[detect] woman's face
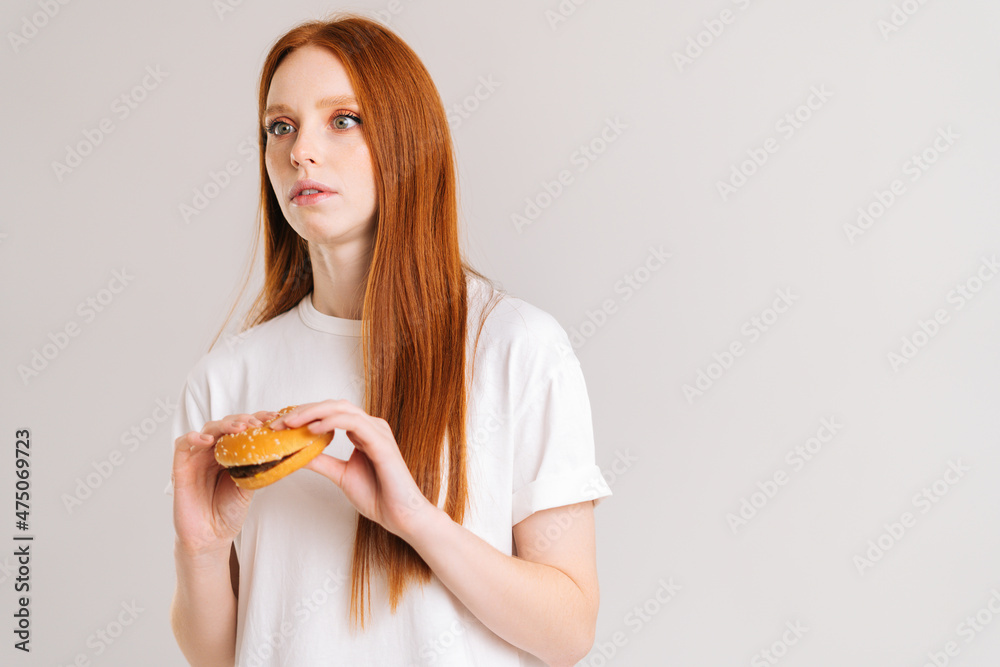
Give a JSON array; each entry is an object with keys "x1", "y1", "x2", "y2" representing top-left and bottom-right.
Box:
[{"x1": 263, "y1": 44, "x2": 377, "y2": 246}]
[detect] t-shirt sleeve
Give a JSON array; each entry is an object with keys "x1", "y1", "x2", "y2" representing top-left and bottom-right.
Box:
[
  {"x1": 510, "y1": 328, "x2": 612, "y2": 526},
  {"x1": 165, "y1": 377, "x2": 210, "y2": 497}
]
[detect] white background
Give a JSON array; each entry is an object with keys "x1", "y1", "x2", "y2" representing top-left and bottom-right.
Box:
[{"x1": 2, "y1": 0, "x2": 999, "y2": 665}]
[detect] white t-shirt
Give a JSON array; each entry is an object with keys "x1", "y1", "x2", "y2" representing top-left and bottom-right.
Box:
[{"x1": 167, "y1": 272, "x2": 612, "y2": 666}]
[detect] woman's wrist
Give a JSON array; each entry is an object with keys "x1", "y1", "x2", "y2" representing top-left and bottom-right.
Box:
[
  {"x1": 174, "y1": 537, "x2": 233, "y2": 568},
  {"x1": 398, "y1": 501, "x2": 449, "y2": 550}
]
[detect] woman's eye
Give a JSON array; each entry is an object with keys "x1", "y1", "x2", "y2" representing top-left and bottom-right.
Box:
[
  {"x1": 265, "y1": 113, "x2": 360, "y2": 136},
  {"x1": 267, "y1": 120, "x2": 293, "y2": 136},
  {"x1": 333, "y1": 114, "x2": 361, "y2": 130}
]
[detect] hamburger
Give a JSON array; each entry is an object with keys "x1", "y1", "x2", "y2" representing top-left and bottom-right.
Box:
[{"x1": 214, "y1": 405, "x2": 333, "y2": 489}]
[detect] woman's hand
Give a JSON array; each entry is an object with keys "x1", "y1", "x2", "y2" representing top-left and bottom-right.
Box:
[
  {"x1": 268, "y1": 399, "x2": 438, "y2": 540},
  {"x1": 171, "y1": 410, "x2": 279, "y2": 558}
]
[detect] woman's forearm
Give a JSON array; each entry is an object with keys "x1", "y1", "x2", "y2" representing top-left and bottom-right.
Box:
[
  {"x1": 403, "y1": 508, "x2": 593, "y2": 667},
  {"x1": 171, "y1": 540, "x2": 238, "y2": 667}
]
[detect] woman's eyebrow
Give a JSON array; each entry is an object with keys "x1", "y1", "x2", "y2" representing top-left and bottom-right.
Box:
[{"x1": 264, "y1": 94, "x2": 358, "y2": 117}]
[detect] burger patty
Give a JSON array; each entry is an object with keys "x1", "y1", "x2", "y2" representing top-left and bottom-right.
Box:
[{"x1": 226, "y1": 451, "x2": 297, "y2": 478}]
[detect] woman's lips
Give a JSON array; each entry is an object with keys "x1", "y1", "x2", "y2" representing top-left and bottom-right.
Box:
[{"x1": 291, "y1": 191, "x2": 337, "y2": 207}]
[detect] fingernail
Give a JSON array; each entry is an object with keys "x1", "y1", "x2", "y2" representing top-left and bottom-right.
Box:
[
  {"x1": 250, "y1": 418, "x2": 262, "y2": 426},
  {"x1": 200, "y1": 434, "x2": 213, "y2": 442}
]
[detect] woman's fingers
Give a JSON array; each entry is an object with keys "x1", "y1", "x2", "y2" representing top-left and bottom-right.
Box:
[
  {"x1": 172, "y1": 411, "x2": 278, "y2": 554},
  {"x1": 173, "y1": 430, "x2": 212, "y2": 454},
  {"x1": 175, "y1": 414, "x2": 258, "y2": 486},
  {"x1": 199, "y1": 413, "x2": 263, "y2": 441},
  {"x1": 178, "y1": 411, "x2": 283, "y2": 476},
  {"x1": 277, "y1": 404, "x2": 325, "y2": 430},
  {"x1": 171, "y1": 431, "x2": 219, "y2": 494},
  {"x1": 180, "y1": 431, "x2": 215, "y2": 452},
  {"x1": 172, "y1": 410, "x2": 282, "y2": 494},
  {"x1": 254, "y1": 410, "x2": 280, "y2": 422}
]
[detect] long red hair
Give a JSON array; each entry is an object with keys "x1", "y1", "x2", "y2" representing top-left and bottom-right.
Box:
[{"x1": 208, "y1": 12, "x2": 502, "y2": 632}]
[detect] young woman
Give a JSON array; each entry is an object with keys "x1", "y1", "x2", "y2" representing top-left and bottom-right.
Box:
[{"x1": 168, "y1": 13, "x2": 611, "y2": 667}]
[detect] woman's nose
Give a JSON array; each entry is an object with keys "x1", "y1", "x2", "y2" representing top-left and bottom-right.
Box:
[{"x1": 290, "y1": 128, "x2": 321, "y2": 166}]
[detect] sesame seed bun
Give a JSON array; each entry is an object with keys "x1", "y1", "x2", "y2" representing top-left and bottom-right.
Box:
[{"x1": 214, "y1": 405, "x2": 333, "y2": 490}]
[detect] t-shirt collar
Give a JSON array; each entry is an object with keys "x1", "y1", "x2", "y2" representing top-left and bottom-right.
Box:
[{"x1": 297, "y1": 292, "x2": 363, "y2": 337}]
